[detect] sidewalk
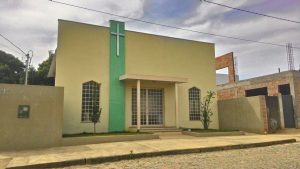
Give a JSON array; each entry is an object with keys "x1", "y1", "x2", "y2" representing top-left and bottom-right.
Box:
[{"x1": 0, "y1": 134, "x2": 297, "y2": 169}]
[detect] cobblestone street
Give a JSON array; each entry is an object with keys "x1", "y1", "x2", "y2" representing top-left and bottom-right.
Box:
[{"x1": 60, "y1": 142, "x2": 300, "y2": 169}]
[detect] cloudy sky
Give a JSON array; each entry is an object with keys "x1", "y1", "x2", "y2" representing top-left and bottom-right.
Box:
[{"x1": 0, "y1": 0, "x2": 299, "y2": 80}]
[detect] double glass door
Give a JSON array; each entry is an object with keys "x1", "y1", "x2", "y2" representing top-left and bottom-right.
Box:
[{"x1": 132, "y1": 88, "x2": 163, "y2": 126}]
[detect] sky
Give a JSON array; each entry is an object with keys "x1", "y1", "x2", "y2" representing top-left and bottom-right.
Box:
[{"x1": 0, "y1": 0, "x2": 299, "y2": 80}]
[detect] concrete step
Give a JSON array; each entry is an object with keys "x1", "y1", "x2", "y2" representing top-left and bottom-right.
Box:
[
  {"x1": 141, "y1": 127, "x2": 181, "y2": 132},
  {"x1": 129, "y1": 127, "x2": 182, "y2": 133}
]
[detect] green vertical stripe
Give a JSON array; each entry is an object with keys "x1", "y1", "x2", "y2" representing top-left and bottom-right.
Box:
[{"x1": 108, "y1": 20, "x2": 125, "y2": 132}]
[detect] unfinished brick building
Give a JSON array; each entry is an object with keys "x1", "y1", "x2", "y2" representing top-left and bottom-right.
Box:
[
  {"x1": 216, "y1": 52, "x2": 236, "y2": 84},
  {"x1": 216, "y1": 53, "x2": 300, "y2": 131}
]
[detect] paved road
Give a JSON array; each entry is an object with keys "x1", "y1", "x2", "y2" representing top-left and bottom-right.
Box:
[{"x1": 59, "y1": 142, "x2": 300, "y2": 169}]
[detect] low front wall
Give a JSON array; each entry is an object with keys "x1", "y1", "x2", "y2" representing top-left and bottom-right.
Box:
[
  {"x1": 218, "y1": 96, "x2": 267, "y2": 134},
  {"x1": 0, "y1": 84, "x2": 64, "y2": 151},
  {"x1": 61, "y1": 134, "x2": 159, "y2": 146},
  {"x1": 294, "y1": 75, "x2": 300, "y2": 128}
]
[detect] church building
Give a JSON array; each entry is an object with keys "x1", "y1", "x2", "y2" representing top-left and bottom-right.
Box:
[{"x1": 49, "y1": 19, "x2": 219, "y2": 134}]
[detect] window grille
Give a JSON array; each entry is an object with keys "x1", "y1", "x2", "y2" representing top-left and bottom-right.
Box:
[
  {"x1": 81, "y1": 81, "x2": 100, "y2": 122},
  {"x1": 189, "y1": 87, "x2": 201, "y2": 121},
  {"x1": 131, "y1": 88, "x2": 163, "y2": 125}
]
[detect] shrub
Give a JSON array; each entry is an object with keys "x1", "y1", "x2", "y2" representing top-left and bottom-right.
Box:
[{"x1": 200, "y1": 91, "x2": 216, "y2": 130}]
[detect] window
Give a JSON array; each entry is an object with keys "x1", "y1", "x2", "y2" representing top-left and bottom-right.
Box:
[
  {"x1": 245, "y1": 87, "x2": 268, "y2": 97},
  {"x1": 189, "y1": 87, "x2": 201, "y2": 121},
  {"x1": 278, "y1": 84, "x2": 291, "y2": 95},
  {"x1": 81, "y1": 81, "x2": 100, "y2": 122}
]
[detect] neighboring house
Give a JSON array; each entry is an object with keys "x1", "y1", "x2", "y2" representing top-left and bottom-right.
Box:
[
  {"x1": 49, "y1": 20, "x2": 219, "y2": 134},
  {"x1": 217, "y1": 70, "x2": 300, "y2": 129},
  {"x1": 215, "y1": 53, "x2": 300, "y2": 133}
]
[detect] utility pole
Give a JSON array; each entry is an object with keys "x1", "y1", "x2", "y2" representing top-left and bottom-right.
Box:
[
  {"x1": 0, "y1": 34, "x2": 33, "y2": 85},
  {"x1": 24, "y1": 51, "x2": 33, "y2": 85}
]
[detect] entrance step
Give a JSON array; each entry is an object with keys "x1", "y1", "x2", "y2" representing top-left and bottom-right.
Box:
[
  {"x1": 128, "y1": 127, "x2": 182, "y2": 133},
  {"x1": 140, "y1": 127, "x2": 182, "y2": 133}
]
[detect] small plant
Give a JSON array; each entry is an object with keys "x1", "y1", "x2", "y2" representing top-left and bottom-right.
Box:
[
  {"x1": 90, "y1": 95, "x2": 102, "y2": 133},
  {"x1": 200, "y1": 91, "x2": 216, "y2": 130}
]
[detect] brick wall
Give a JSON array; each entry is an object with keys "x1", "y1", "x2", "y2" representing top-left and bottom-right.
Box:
[
  {"x1": 216, "y1": 52, "x2": 236, "y2": 83},
  {"x1": 260, "y1": 96, "x2": 269, "y2": 133},
  {"x1": 217, "y1": 78, "x2": 292, "y2": 101}
]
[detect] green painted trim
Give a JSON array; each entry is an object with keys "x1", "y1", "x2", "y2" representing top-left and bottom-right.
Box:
[{"x1": 108, "y1": 20, "x2": 126, "y2": 132}]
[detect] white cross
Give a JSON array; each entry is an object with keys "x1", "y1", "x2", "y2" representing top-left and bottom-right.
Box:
[{"x1": 111, "y1": 23, "x2": 125, "y2": 57}]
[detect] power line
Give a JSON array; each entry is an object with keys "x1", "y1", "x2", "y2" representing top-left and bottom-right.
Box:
[
  {"x1": 49, "y1": 0, "x2": 300, "y2": 50},
  {"x1": 0, "y1": 33, "x2": 33, "y2": 85},
  {"x1": 201, "y1": 0, "x2": 300, "y2": 24},
  {"x1": 0, "y1": 34, "x2": 27, "y2": 55},
  {"x1": 0, "y1": 43, "x2": 24, "y2": 56}
]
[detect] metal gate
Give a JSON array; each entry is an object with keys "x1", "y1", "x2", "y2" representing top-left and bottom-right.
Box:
[
  {"x1": 282, "y1": 95, "x2": 296, "y2": 128},
  {"x1": 266, "y1": 96, "x2": 280, "y2": 131}
]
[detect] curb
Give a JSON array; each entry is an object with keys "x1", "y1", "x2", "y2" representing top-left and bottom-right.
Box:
[
  {"x1": 6, "y1": 138, "x2": 296, "y2": 169},
  {"x1": 182, "y1": 131, "x2": 245, "y2": 137}
]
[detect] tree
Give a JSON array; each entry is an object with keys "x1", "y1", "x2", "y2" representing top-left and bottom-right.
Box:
[
  {"x1": 35, "y1": 54, "x2": 55, "y2": 86},
  {"x1": 200, "y1": 91, "x2": 216, "y2": 130},
  {"x1": 0, "y1": 50, "x2": 25, "y2": 84},
  {"x1": 90, "y1": 95, "x2": 102, "y2": 133},
  {"x1": 0, "y1": 50, "x2": 54, "y2": 86},
  {"x1": 20, "y1": 53, "x2": 55, "y2": 86}
]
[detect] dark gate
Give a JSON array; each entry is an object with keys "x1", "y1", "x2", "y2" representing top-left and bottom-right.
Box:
[
  {"x1": 266, "y1": 96, "x2": 280, "y2": 131},
  {"x1": 282, "y1": 95, "x2": 296, "y2": 128}
]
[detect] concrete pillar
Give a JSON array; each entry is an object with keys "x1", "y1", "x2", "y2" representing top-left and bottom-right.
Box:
[
  {"x1": 277, "y1": 93, "x2": 285, "y2": 129},
  {"x1": 175, "y1": 83, "x2": 179, "y2": 128},
  {"x1": 137, "y1": 80, "x2": 141, "y2": 132}
]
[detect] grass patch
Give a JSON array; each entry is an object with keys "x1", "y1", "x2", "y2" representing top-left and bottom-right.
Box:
[
  {"x1": 63, "y1": 132, "x2": 152, "y2": 138},
  {"x1": 184, "y1": 129, "x2": 239, "y2": 133}
]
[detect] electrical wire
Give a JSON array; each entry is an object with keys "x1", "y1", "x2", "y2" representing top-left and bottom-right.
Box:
[
  {"x1": 0, "y1": 34, "x2": 27, "y2": 55},
  {"x1": 0, "y1": 43, "x2": 24, "y2": 56},
  {"x1": 49, "y1": 0, "x2": 300, "y2": 50},
  {"x1": 201, "y1": 0, "x2": 300, "y2": 24}
]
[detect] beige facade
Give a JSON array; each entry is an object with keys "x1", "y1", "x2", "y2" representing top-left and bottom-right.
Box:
[
  {"x1": 0, "y1": 84, "x2": 63, "y2": 151},
  {"x1": 55, "y1": 20, "x2": 110, "y2": 134},
  {"x1": 54, "y1": 20, "x2": 219, "y2": 134},
  {"x1": 125, "y1": 31, "x2": 218, "y2": 129}
]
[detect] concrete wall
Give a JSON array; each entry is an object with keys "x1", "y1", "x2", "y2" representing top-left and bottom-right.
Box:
[
  {"x1": 218, "y1": 96, "x2": 268, "y2": 134},
  {"x1": 56, "y1": 20, "x2": 219, "y2": 133},
  {"x1": 293, "y1": 74, "x2": 300, "y2": 127},
  {"x1": 0, "y1": 84, "x2": 63, "y2": 151}
]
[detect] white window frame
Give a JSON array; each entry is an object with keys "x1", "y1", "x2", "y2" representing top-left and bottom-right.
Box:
[{"x1": 81, "y1": 81, "x2": 100, "y2": 122}]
